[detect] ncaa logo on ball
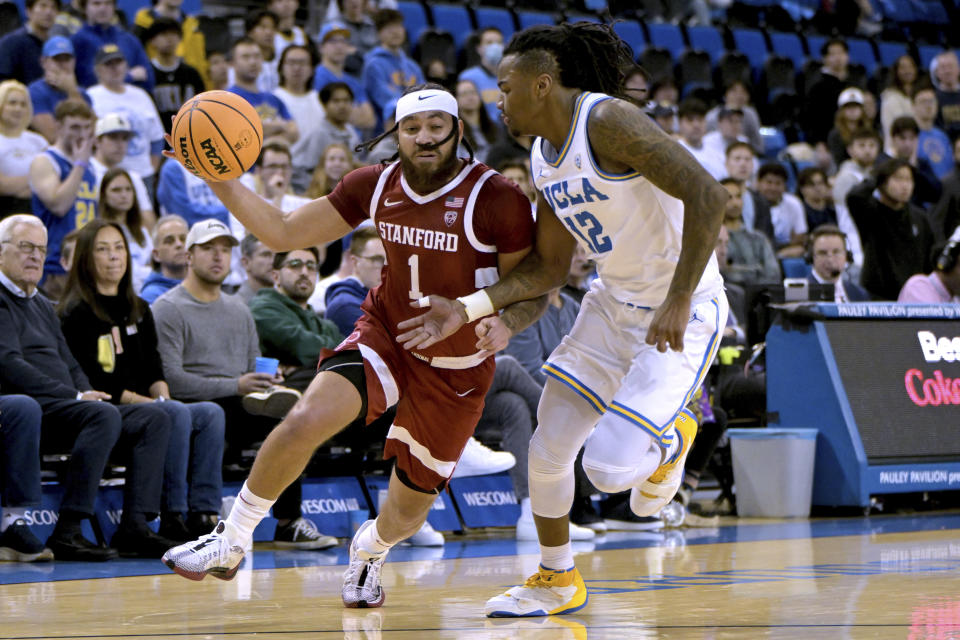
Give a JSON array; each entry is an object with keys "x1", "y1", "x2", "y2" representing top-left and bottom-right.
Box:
[
  {"x1": 234, "y1": 129, "x2": 254, "y2": 151},
  {"x1": 200, "y1": 138, "x2": 230, "y2": 175}
]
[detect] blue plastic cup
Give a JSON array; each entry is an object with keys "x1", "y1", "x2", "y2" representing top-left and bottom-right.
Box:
[{"x1": 255, "y1": 357, "x2": 279, "y2": 376}]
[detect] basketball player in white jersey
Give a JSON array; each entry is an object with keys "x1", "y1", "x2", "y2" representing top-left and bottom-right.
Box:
[{"x1": 398, "y1": 23, "x2": 730, "y2": 617}]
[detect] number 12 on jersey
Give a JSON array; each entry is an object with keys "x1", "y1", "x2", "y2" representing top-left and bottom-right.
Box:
[{"x1": 561, "y1": 211, "x2": 611, "y2": 254}]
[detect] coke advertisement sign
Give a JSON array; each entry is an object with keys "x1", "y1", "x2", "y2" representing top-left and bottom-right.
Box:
[{"x1": 825, "y1": 321, "x2": 960, "y2": 462}]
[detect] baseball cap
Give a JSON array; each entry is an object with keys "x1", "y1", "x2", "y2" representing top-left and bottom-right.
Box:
[
  {"x1": 185, "y1": 219, "x2": 239, "y2": 250},
  {"x1": 319, "y1": 22, "x2": 351, "y2": 44},
  {"x1": 42, "y1": 36, "x2": 74, "y2": 58},
  {"x1": 95, "y1": 112, "x2": 133, "y2": 137},
  {"x1": 95, "y1": 43, "x2": 125, "y2": 66},
  {"x1": 837, "y1": 87, "x2": 864, "y2": 107}
]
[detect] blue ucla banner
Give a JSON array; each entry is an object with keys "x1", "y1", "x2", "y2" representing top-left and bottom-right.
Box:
[
  {"x1": 448, "y1": 473, "x2": 520, "y2": 528},
  {"x1": 364, "y1": 476, "x2": 461, "y2": 532}
]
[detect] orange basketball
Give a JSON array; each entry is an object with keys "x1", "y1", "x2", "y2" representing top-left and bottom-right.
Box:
[{"x1": 171, "y1": 90, "x2": 263, "y2": 182}]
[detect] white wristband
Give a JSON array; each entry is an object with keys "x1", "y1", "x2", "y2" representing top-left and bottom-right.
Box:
[{"x1": 456, "y1": 290, "x2": 495, "y2": 323}]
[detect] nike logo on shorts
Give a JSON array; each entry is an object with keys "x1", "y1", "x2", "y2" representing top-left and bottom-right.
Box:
[
  {"x1": 384, "y1": 198, "x2": 403, "y2": 206},
  {"x1": 455, "y1": 388, "x2": 476, "y2": 397}
]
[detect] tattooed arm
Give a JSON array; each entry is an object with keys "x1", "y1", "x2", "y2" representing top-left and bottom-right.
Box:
[{"x1": 589, "y1": 98, "x2": 729, "y2": 351}]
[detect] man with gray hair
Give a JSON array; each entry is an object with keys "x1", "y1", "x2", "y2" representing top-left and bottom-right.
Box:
[
  {"x1": 235, "y1": 234, "x2": 275, "y2": 304},
  {"x1": 141, "y1": 214, "x2": 187, "y2": 304},
  {"x1": 0, "y1": 214, "x2": 174, "y2": 560}
]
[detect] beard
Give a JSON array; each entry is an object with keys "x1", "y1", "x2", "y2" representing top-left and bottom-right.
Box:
[
  {"x1": 399, "y1": 141, "x2": 462, "y2": 193},
  {"x1": 281, "y1": 278, "x2": 314, "y2": 304}
]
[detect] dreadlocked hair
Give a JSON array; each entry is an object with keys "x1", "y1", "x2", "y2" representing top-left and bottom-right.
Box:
[
  {"x1": 503, "y1": 22, "x2": 634, "y2": 98},
  {"x1": 355, "y1": 82, "x2": 474, "y2": 163}
]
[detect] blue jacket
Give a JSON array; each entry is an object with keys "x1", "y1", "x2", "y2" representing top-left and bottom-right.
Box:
[
  {"x1": 324, "y1": 277, "x2": 368, "y2": 337},
  {"x1": 361, "y1": 46, "x2": 423, "y2": 126},
  {"x1": 71, "y1": 23, "x2": 154, "y2": 91},
  {"x1": 141, "y1": 270, "x2": 182, "y2": 305}
]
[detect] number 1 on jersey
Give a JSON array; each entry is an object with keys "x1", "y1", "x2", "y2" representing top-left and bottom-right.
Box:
[{"x1": 408, "y1": 254, "x2": 423, "y2": 299}]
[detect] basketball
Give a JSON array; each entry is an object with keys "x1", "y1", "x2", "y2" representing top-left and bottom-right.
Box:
[{"x1": 171, "y1": 90, "x2": 263, "y2": 182}]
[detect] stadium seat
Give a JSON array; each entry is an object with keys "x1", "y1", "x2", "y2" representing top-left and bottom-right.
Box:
[
  {"x1": 918, "y1": 44, "x2": 943, "y2": 69},
  {"x1": 686, "y1": 24, "x2": 726, "y2": 66},
  {"x1": 780, "y1": 257, "x2": 811, "y2": 278},
  {"x1": 876, "y1": 41, "x2": 909, "y2": 68},
  {"x1": 877, "y1": 0, "x2": 917, "y2": 23},
  {"x1": 911, "y1": 0, "x2": 949, "y2": 25},
  {"x1": 430, "y1": 4, "x2": 474, "y2": 51},
  {"x1": 768, "y1": 31, "x2": 806, "y2": 70},
  {"x1": 472, "y1": 6, "x2": 514, "y2": 41},
  {"x1": 804, "y1": 34, "x2": 826, "y2": 61},
  {"x1": 565, "y1": 13, "x2": 602, "y2": 24},
  {"x1": 515, "y1": 10, "x2": 554, "y2": 31},
  {"x1": 638, "y1": 46, "x2": 675, "y2": 85},
  {"x1": 759, "y1": 127, "x2": 788, "y2": 159},
  {"x1": 646, "y1": 22, "x2": 686, "y2": 60},
  {"x1": 731, "y1": 28, "x2": 769, "y2": 75},
  {"x1": 397, "y1": 1, "x2": 430, "y2": 45},
  {"x1": 612, "y1": 19, "x2": 646, "y2": 57},
  {"x1": 846, "y1": 38, "x2": 878, "y2": 76}
]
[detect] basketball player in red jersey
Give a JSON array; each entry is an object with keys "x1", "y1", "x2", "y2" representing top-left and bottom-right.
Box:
[{"x1": 161, "y1": 84, "x2": 541, "y2": 608}]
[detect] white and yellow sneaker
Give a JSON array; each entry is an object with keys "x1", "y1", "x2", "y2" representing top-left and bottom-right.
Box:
[
  {"x1": 630, "y1": 410, "x2": 699, "y2": 517},
  {"x1": 484, "y1": 565, "x2": 588, "y2": 617}
]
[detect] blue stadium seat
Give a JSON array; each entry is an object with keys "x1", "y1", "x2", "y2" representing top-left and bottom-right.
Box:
[
  {"x1": 759, "y1": 127, "x2": 787, "y2": 159},
  {"x1": 430, "y1": 4, "x2": 474, "y2": 51},
  {"x1": 781, "y1": 257, "x2": 811, "y2": 278},
  {"x1": 918, "y1": 45, "x2": 943, "y2": 69},
  {"x1": 911, "y1": 0, "x2": 950, "y2": 25},
  {"x1": 397, "y1": 1, "x2": 429, "y2": 44},
  {"x1": 646, "y1": 22, "x2": 686, "y2": 60},
  {"x1": 846, "y1": 38, "x2": 877, "y2": 75},
  {"x1": 769, "y1": 31, "x2": 805, "y2": 69},
  {"x1": 686, "y1": 25, "x2": 725, "y2": 66},
  {"x1": 472, "y1": 6, "x2": 514, "y2": 42},
  {"x1": 565, "y1": 13, "x2": 602, "y2": 24},
  {"x1": 804, "y1": 34, "x2": 826, "y2": 61},
  {"x1": 116, "y1": 0, "x2": 148, "y2": 21},
  {"x1": 876, "y1": 41, "x2": 909, "y2": 68},
  {"x1": 877, "y1": 0, "x2": 916, "y2": 22},
  {"x1": 731, "y1": 28, "x2": 768, "y2": 74},
  {"x1": 612, "y1": 20, "x2": 646, "y2": 57},
  {"x1": 515, "y1": 10, "x2": 554, "y2": 31}
]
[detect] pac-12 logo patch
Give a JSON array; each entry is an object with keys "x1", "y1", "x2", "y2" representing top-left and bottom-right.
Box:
[{"x1": 444, "y1": 210, "x2": 458, "y2": 227}]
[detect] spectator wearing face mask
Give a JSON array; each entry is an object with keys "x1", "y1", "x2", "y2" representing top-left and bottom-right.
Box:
[{"x1": 457, "y1": 27, "x2": 504, "y2": 128}]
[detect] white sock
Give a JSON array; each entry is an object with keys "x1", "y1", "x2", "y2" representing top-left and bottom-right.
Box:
[
  {"x1": 355, "y1": 518, "x2": 393, "y2": 559},
  {"x1": 224, "y1": 482, "x2": 275, "y2": 546},
  {"x1": 540, "y1": 542, "x2": 574, "y2": 571},
  {"x1": 0, "y1": 508, "x2": 26, "y2": 532}
]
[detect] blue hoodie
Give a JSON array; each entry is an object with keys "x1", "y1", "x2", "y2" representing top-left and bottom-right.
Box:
[
  {"x1": 361, "y1": 46, "x2": 423, "y2": 128},
  {"x1": 324, "y1": 276, "x2": 368, "y2": 337},
  {"x1": 141, "y1": 271, "x2": 182, "y2": 304}
]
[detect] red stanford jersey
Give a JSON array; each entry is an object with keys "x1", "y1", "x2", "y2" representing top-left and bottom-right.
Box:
[{"x1": 327, "y1": 160, "x2": 534, "y2": 362}]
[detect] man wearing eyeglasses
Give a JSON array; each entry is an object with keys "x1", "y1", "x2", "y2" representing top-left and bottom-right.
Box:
[
  {"x1": 324, "y1": 225, "x2": 384, "y2": 337},
  {"x1": 249, "y1": 246, "x2": 342, "y2": 391}
]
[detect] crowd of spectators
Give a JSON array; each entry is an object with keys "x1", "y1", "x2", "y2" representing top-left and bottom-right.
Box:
[{"x1": 0, "y1": 0, "x2": 959, "y2": 561}]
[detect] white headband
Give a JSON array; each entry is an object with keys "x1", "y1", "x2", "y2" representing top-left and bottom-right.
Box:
[{"x1": 395, "y1": 90, "x2": 459, "y2": 123}]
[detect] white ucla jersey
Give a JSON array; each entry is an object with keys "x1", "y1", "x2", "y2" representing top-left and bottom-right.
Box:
[{"x1": 530, "y1": 92, "x2": 723, "y2": 307}]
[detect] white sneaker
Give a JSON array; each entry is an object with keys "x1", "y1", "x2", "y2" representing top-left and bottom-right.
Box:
[
  {"x1": 342, "y1": 520, "x2": 387, "y2": 608},
  {"x1": 161, "y1": 521, "x2": 245, "y2": 581},
  {"x1": 407, "y1": 520, "x2": 444, "y2": 546},
  {"x1": 242, "y1": 386, "x2": 301, "y2": 419},
  {"x1": 452, "y1": 437, "x2": 516, "y2": 478},
  {"x1": 515, "y1": 511, "x2": 596, "y2": 542},
  {"x1": 485, "y1": 565, "x2": 588, "y2": 617},
  {"x1": 630, "y1": 411, "x2": 698, "y2": 517}
]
